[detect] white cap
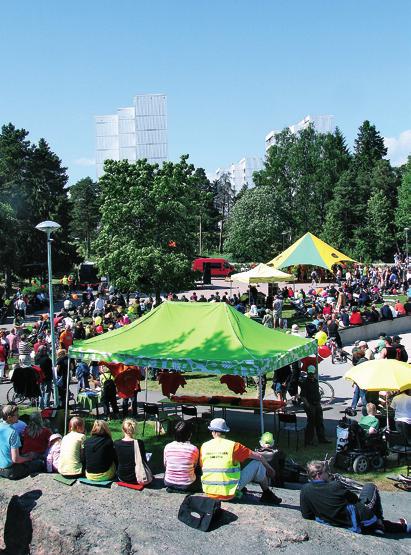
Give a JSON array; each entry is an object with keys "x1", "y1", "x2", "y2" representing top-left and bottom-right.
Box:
[{"x1": 208, "y1": 418, "x2": 230, "y2": 433}]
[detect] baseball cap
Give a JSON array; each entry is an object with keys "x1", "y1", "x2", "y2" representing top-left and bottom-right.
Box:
[
  {"x1": 307, "y1": 365, "x2": 316, "y2": 374},
  {"x1": 358, "y1": 341, "x2": 367, "y2": 347},
  {"x1": 208, "y1": 418, "x2": 230, "y2": 433}
]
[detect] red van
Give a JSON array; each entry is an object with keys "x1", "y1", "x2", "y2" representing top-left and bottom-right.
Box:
[{"x1": 192, "y1": 257, "x2": 235, "y2": 278}]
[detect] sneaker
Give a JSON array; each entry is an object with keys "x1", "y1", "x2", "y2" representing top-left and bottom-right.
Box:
[
  {"x1": 399, "y1": 518, "x2": 410, "y2": 533},
  {"x1": 260, "y1": 489, "x2": 282, "y2": 505}
]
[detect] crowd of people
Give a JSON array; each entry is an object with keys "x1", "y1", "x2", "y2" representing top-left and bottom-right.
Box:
[{"x1": 1, "y1": 404, "x2": 410, "y2": 536}]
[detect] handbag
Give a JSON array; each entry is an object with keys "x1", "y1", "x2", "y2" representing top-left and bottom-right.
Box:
[
  {"x1": 178, "y1": 495, "x2": 221, "y2": 532},
  {"x1": 134, "y1": 440, "x2": 153, "y2": 486}
]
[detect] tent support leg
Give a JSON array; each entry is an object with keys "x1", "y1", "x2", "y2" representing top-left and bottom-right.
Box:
[
  {"x1": 259, "y1": 374, "x2": 264, "y2": 434},
  {"x1": 64, "y1": 355, "x2": 71, "y2": 435},
  {"x1": 145, "y1": 367, "x2": 148, "y2": 403}
]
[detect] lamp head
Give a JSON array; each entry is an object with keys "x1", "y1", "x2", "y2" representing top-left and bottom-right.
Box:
[{"x1": 35, "y1": 220, "x2": 61, "y2": 234}]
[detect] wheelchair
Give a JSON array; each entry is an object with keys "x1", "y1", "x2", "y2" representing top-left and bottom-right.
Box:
[{"x1": 334, "y1": 409, "x2": 388, "y2": 473}]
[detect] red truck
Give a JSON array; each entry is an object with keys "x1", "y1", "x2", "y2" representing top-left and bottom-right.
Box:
[{"x1": 192, "y1": 257, "x2": 235, "y2": 278}]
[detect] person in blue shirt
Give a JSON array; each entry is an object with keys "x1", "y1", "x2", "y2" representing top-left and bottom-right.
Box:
[{"x1": 0, "y1": 404, "x2": 44, "y2": 479}]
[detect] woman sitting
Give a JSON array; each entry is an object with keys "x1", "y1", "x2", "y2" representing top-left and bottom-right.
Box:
[
  {"x1": 21, "y1": 412, "x2": 51, "y2": 460},
  {"x1": 164, "y1": 420, "x2": 199, "y2": 492},
  {"x1": 114, "y1": 419, "x2": 152, "y2": 485},
  {"x1": 349, "y1": 307, "x2": 363, "y2": 326},
  {"x1": 58, "y1": 417, "x2": 86, "y2": 478},
  {"x1": 84, "y1": 420, "x2": 117, "y2": 481}
]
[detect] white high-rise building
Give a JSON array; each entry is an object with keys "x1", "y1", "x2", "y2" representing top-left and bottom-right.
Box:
[
  {"x1": 265, "y1": 114, "x2": 335, "y2": 151},
  {"x1": 96, "y1": 94, "x2": 167, "y2": 177},
  {"x1": 215, "y1": 156, "x2": 263, "y2": 192}
]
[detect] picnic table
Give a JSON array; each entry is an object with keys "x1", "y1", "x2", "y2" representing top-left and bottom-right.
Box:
[{"x1": 159, "y1": 396, "x2": 285, "y2": 430}]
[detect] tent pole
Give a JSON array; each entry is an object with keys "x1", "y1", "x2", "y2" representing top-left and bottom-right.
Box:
[
  {"x1": 386, "y1": 394, "x2": 390, "y2": 431},
  {"x1": 64, "y1": 355, "x2": 71, "y2": 435},
  {"x1": 145, "y1": 367, "x2": 148, "y2": 403},
  {"x1": 259, "y1": 374, "x2": 264, "y2": 434}
]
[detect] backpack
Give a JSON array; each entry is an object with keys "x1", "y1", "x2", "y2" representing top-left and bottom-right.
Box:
[
  {"x1": 395, "y1": 346, "x2": 408, "y2": 362},
  {"x1": 178, "y1": 495, "x2": 221, "y2": 532}
]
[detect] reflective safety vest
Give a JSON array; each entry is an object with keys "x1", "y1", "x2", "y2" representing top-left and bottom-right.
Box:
[{"x1": 201, "y1": 437, "x2": 241, "y2": 499}]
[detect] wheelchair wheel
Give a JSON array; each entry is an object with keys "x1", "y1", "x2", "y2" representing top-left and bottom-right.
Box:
[
  {"x1": 318, "y1": 381, "x2": 334, "y2": 405},
  {"x1": 370, "y1": 455, "x2": 384, "y2": 470},
  {"x1": 353, "y1": 455, "x2": 369, "y2": 473},
  {"x1": 6, "y1": 387, "x2": 26, "y2": 405}
]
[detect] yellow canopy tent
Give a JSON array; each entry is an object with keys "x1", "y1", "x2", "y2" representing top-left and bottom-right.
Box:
[
  {"x1": 267, "y1": 232, "x2": 355, "y2": 271},
  {"x1": 230, "y1": 263, "x2": 295, "y2": 284}
]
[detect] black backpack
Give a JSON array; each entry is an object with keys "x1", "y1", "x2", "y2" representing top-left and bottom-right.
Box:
[{"x1": 178, "y1": 495, "x2": 221, "y2": 532}]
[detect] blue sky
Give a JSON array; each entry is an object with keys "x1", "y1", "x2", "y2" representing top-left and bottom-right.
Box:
[{"x1": 1, "y1": 0, "x2": 410, "y2": 185}]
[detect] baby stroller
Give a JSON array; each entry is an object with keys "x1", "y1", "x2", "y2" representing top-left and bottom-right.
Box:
[{"x1": 334, "y1": 409, "x2": 388, "y2": 473}]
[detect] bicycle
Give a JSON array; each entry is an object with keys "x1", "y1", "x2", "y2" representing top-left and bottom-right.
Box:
[
  {"x1": 318, "y1": 380, "x2": 335, "y2": 405},
  {"x1": 327, "y1": 337, "x2": 351, "y2": 365},
  {"x1": 6, "y1": 385, "x2": 36, "y2": 406}
]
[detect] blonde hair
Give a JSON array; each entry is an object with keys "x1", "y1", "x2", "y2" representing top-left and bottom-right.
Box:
[
  {"x1": 366, "y1": 403, "x2": 377, "y2": 416},
  {"x1": 2, "y1": 404, "x2": 19, "y2": 420},
  {"x1": 26, "y1": 412, "x2": 44, "y2": 438},
  {"x1": 122, "y1": 418, "x2": 137, "y2": 438},
  {"x1": 91, "y1": 419, "x2": 111, "y2": 438},
  {"x1": 69, "y1": 416, "x2": 85, "y2": 433}
]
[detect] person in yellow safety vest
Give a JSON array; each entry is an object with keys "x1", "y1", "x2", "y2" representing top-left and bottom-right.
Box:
[{"x1": 200, "y1": 418, "x2": 282, "y2": 505}]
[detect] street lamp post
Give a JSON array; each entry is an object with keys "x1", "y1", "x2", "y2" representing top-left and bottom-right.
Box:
[{"x1": 36, "y1": 220, "x2": 61, "y2": 406}]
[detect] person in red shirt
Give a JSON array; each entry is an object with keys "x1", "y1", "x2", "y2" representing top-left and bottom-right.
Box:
[
  {"x1": 394, "y1": 300, "x2": 406, "y2": 316},
  {"x1": 349, "y1": 307, "x2": 363, "y2": 326},
  {"x1": 21, "y1": 412, "x2": 51, "y2": 457},
  {"x1": 322, "y1": 303, "x2": 332, "y2": 317},
  {"x1": 59, "y1": 326, "x2": 74, "y2": 350},
  {"x1": 0, "y1": 338, "x2": 7, "y2": 381}
]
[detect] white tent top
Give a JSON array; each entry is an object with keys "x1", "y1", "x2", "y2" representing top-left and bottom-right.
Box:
[{"x1": 230, "y1": 263, "x2": 295, "y2": 284}]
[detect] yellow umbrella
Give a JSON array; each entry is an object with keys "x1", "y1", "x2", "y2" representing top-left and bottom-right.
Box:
[{"x1": 344, "y1": 359, "x2": 411, "y2": 391}]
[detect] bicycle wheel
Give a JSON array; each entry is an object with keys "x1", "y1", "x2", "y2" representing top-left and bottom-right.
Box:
[
  {"x1": 6, "y1": 387, "x2": 26, "y2": 405},
  {"x1": 318, "y1": 381, "x2": 334, "y2": 405}
]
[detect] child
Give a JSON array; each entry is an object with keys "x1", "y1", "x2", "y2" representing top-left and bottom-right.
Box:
[
  {"x1": 256, "y1": 432, "x2": 285, "y2": 487},
  {"x1": 46, "y1": 433, "x2": 62, "y2": 473}
]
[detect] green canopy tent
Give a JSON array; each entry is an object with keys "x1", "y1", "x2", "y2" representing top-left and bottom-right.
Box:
[{"x1": 68, "y1": 302, "x2": 317, "y2": 432}]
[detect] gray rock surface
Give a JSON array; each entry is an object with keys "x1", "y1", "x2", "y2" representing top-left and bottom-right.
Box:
[{"x1": 0, "y1": 475, "x2": 410, "y2": 554}]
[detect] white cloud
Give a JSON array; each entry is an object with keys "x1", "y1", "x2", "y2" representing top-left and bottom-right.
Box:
[
  {"x1": 384, "y1": 129, "x2": 411, "y2": 167},
  {"x1": 74, "y1": 157, "x2": 95, "y2": 166}
]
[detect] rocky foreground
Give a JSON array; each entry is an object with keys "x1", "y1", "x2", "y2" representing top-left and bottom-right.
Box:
[{"x1": 0, "y1": 475, "x2": 410, "y2": 554}]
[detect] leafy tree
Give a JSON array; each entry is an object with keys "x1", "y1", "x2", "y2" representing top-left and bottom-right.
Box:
[
  {"x1": 69, "y1": 177, "x2": 101, "y2": 258},
  {"x1": 94, "y1": 155, "x2": 207, "y2": 299},
  {"x1": 213, "y1": 173, "x2": 236, "y2": 253},
  {"x1": 354, "y1": 120, "x2": 387, "y2": 170},
  {"x1": 395, "y1": 157, "x2": 411, "y2": 246},
  {"x1": 224, "y1": 186, "x2": 283, "y2": 262},
  {"x1": 0, "y1": 202, "x2": 18, "y2": 291},
  {"x1": 352, "y1": 190, "x2": 391, "y2": 262}
]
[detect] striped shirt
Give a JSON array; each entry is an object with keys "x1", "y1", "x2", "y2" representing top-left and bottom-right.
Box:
[{"x1": 164, "y1": 441, "x2": 199, "y2": 486}]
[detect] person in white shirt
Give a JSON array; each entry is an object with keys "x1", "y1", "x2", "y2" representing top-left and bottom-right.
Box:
[
  {"x1": 93, "y1": 294, "x2": 105, "y2": 317},
  {"x1": 63, "y1": 297, "x2": 73, "y2": 311},
  {"x1": 391, "y1": 389, "x2": 411, "y2": 444}
]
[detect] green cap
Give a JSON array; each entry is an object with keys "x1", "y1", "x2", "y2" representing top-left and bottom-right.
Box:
[
  {"x1": 260, "y1": 432, "x2": 275, "y2": 447},
  {"x1": 307, "y1": 365, "x2": 317, "y2": 374}
]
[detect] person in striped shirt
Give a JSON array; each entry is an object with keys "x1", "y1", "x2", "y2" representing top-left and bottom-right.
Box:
[{"x1": 164, "y1": 420, "x2": 199, "y2": 492}]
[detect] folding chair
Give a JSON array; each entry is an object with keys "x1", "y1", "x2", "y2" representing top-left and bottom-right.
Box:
[
  {"x1": 276, "y1": 413, "x2": 305, "y2": 450},
  {"x1": 181, "y1": 405, "x2": 200, "y2": 434},
  {"x1": 142, "y1": 403, "x2": 169, "y2": 437}
]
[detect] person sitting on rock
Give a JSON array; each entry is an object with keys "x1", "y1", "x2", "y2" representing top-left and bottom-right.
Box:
[
  {"x1": 300, "y1": 460, "x2": 410, "y2": 535},
  {"x1": 58, "y1": 417, "x2": 86, "y2": 478},
  {"x1": 21, "y1": 411, "x2": 51, "y2": 458},
  {"x1": 164, "y1": 420, "x2": 199, "y2": 492},
  {"x1": 200, "y1": 418, "x2": 281, "y2": 504},
  {"x1": 114, "y1": 419, "x2": 152, "y2": 485},
  {"x1": 0, "y1": 404, "x2": 44, "y2": 479},
  {"x1": 84, "y1": 420, "x2": 117, "y2": 481}
]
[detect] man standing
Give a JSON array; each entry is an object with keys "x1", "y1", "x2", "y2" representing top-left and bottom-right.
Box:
[
  {"x1": 200, "y1": 418, "x2": 282, "y2": 504},
  {"x1": 300, "y1": 366, "x2": 331, "y2": 446}
]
